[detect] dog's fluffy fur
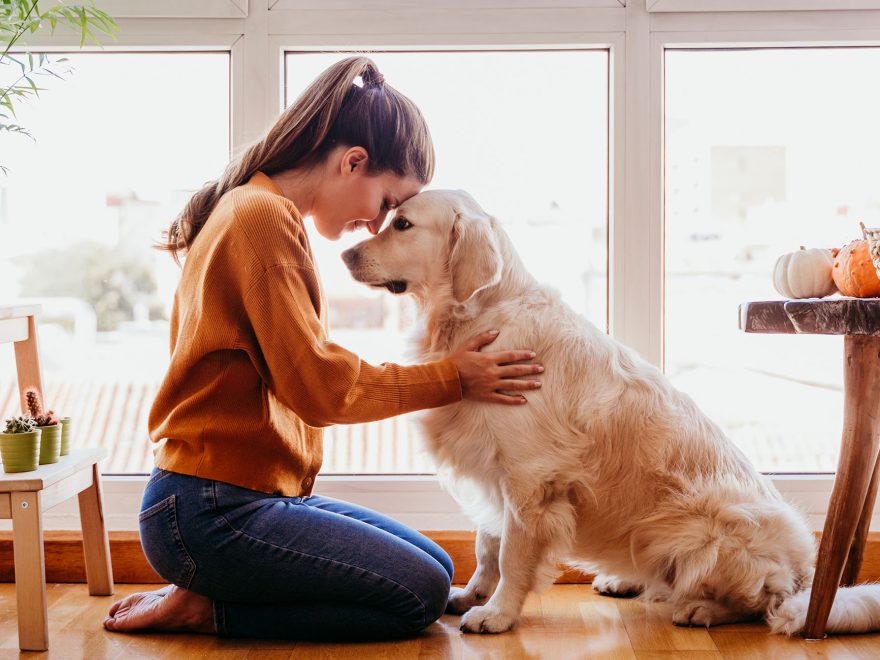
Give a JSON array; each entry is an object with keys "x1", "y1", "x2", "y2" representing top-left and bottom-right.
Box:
[{"x1": 342, "y1": 189, "x2": 880, "y2": 635}]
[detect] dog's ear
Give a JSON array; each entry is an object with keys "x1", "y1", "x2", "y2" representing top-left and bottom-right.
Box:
[{"x1": 448, "y1": 198, "x2": 503, "y2": 303}]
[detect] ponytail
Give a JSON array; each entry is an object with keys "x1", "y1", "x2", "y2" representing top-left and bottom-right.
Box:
[{"x1": 157, "y1": 56, "x2": 434, "y2": 264}]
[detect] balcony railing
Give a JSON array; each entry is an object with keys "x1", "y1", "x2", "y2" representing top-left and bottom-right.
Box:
[{"x1": 0, "y1": 380, "x2": 435, "y2": 474}]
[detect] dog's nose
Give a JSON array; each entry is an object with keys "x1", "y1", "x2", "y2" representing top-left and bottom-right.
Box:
[{"x1": 341, "y1": 248, "x2": 359, "y2": 268}]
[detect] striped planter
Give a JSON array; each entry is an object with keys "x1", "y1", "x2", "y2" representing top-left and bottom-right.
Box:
[{"x1": 0, "y1": 430, "x2": 41, "y2": 473}]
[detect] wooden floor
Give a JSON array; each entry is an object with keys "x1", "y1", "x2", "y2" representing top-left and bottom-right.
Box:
[{"x1": 1, "y1": 583, "x2": 880, "y2": 659}]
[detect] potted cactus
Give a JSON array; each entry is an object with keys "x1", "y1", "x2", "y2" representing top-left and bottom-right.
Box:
[
  {"x1": 0, "y1": 416, "x2": 41, "y2": 473},
  {"x1": 24, "y1": 388, "x2": 61, "y2": 465}
]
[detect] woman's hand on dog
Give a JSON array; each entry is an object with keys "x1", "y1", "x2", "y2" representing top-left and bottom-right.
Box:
[{"x1": 451, "y1": 330, "x2": 543, "y2": 405}]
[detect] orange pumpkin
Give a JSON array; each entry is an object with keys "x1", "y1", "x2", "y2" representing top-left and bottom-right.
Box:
[{"x1": 832, "y1": 239, "x2": 880, "y2": 297}]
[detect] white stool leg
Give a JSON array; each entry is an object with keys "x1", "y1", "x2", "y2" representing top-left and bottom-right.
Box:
[{"x1": 12, "y1": 491, "x2": 48, "y2": 651}]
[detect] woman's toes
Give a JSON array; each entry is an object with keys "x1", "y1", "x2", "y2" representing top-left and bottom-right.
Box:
[
  {"x1": 104, "y1": 588, "x2": 172, "y2": 632},
  {"x1": 105, "y1": 584, "x2": 176, "y2": 628},
  {"x1": 103, "y1": 585, "x2": 214, "y2": 634}
]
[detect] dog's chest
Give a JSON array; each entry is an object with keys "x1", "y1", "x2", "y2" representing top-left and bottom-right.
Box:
[{"x1": 419, "y1": 403, "x2": 505, "y2": 476}]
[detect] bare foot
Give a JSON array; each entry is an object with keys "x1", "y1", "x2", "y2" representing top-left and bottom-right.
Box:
[{"x1": 104, "y1": 584, "x2": 216, "y2": 634}]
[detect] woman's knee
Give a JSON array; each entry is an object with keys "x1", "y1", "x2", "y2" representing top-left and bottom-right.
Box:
[
  {"x1": 401, "y1": 558, "x2": 451, "y2": 632},
  {"x1": 434, "y1": 548, "x2": 455, "y2": 583}
]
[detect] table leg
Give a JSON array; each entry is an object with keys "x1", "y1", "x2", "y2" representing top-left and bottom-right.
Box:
[
  {"x1": 12, "y1": 491, "x2": 48, "y2": 651},
  {"x1": 803, "y1": 335, "x2": 880, "y2": 640},
  {"x1": 78, "y1": 463, "x2": 114, "y2": 596},
  {"x1": 12, "y1": 314, "x2": 44, "y2": 413},
  {"x1": 840, "y1": 452, "x2": 880, "y2": 587}
]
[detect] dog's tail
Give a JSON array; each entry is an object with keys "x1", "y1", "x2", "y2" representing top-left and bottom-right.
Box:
[{"x1": 766, "y1": 584, "x2": 880, "y2": 635}]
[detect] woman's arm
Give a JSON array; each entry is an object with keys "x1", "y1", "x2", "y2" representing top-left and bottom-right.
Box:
[
  {"x1": 241, "y1": 262, "x2": 457, "y2": 426},
  {"x1": 240, "y1": 263, "x2": 540, "y2": 427}
]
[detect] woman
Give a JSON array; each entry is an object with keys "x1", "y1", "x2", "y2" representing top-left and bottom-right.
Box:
[{"x1": 103, "y1": 56, "x2": 542, "y2": 641}]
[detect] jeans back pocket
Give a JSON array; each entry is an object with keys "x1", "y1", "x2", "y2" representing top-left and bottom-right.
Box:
[{"x1": 138, "y1": 494, "x2": 197, "y2": 589}]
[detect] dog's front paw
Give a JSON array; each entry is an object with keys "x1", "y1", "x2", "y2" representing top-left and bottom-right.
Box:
[
  {"x1": 447, "y1": 586, "x2": 489, "y2": 615},
  {"x1": 460, "y1": 605, "x2": 517, "y2": 634}
]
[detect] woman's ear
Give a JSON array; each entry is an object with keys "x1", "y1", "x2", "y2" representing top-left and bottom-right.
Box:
[{"x1": 341, "y1": 146, "x2": 369, "y2": 175}]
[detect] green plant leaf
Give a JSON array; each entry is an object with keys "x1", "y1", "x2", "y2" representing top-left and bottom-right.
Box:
[
  {"x1": 1, "y1": 0, "x2": 119, "y2": 175},
  {"x1": 0, "y1": 121, "x2": 34, "y2": 139}
]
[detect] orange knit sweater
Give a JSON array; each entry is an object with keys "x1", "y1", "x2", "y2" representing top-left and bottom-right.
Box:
[{"x1": 148, "y1": 171, "x2": 462, "y2": 496}]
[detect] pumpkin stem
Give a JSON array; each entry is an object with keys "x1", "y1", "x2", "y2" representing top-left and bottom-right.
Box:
[
  {"x1": 799, "y1": 245, "x2": 805, "y2": 250},
  {"x1": 860, "y1": 221, "x2": 867, "y2": 239}
]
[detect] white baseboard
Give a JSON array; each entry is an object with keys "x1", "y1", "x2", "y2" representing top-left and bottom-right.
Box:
[{"x1": 0, "y1": 473, "x2": 861, "y2": 534}]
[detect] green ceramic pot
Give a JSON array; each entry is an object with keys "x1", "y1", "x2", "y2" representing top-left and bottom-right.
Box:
[
  {"x1": 59, "y1": 417, "x2": 71, "y2": 456},
  {"x1": 37, "y1": 424, "x2": 61, "y2": 465},
  {"x1": 0, "y1": 430, "x2": 41, "y2": 473}
]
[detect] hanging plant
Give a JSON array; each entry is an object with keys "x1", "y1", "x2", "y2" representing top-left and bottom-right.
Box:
[{"x1": 1, "y1": 1, "x2": 118, "y2": 174}]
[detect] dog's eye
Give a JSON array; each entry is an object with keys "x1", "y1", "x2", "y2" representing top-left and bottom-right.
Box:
[{"x1": 393, "y1": 217, "x2": 413, "y2": 231}]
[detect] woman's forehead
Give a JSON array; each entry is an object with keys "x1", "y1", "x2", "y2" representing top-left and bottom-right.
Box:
[{"x1": 383, "y1": 174, "x2": 423, "y2": 200}]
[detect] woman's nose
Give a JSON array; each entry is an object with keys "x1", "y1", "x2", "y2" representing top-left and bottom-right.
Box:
[
  {"x1": 366, "y1": 217, "x2": 384, "y2": 235},
  {"x1": 366, "y1": 208, "x2": 390, "y2": 235}
]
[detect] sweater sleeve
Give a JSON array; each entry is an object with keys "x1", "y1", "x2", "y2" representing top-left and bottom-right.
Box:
[{"x1": 239, "y1": 260, "x2": 462, "y2": 428}]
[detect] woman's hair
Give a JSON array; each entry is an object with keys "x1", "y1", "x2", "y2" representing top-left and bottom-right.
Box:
[{"x1": 157, "y1": 56, "x2": 435, "y2": 264}]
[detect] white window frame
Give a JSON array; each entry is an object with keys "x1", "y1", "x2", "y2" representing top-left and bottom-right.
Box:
[
  {"x1": 12, "y1": 1, "x2": 880, "y2": 532},
  {"x1": 647, "y1": 0, "x2": 880, "y2": 12},
  {"x1": 96, "y1": 0, "x2": 248, "y2": 18}
]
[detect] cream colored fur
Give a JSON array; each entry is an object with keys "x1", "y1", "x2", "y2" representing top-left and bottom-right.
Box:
[{"x1": 343, "y1": 189, "x2": 880, "y2": 636}]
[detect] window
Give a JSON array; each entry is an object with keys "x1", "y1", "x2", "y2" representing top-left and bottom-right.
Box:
[
  {"x1": 285, "y1": 50, "x2": 609, "y2": 473},
  {"x1": 3, "y1": 3, "x2": 874, "y2": 534},
  {"x1": 664, "y1": 47, "x2": 880, "y2": 472},
  {"x1": 0, "y1": 52, "x2": 230, "y2": 473}
]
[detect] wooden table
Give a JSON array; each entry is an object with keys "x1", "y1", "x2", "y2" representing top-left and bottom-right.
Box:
[
  {"x1": 0, "y1": 304, "x2": 113, "y2": 651},
  {"x1": 739, "y1": 297, "x2": 880, "y2": 640}
]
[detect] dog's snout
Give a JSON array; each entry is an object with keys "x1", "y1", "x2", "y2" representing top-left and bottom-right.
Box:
[{"x1": 341, "y1": 248, "x2": 360, "y2": 268}]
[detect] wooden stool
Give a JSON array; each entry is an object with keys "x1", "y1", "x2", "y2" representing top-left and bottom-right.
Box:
[
  {"x1": 740, "y1": 298, "x2": 880, "y2": 640},
  {"x1": 0, "y1": 449, "x2": 114, "y2": 651},
  {"x1": 1, "y1": 304, "x2": 114, "y2": 650}
]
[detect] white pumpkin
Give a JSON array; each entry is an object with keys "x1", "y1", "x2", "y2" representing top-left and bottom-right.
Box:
[{"x1": 773, "y1": 246, "x2": 838, "y2": 299}]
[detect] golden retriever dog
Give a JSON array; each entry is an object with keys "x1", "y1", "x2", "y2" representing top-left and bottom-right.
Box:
[{"x1": 341, "y1": 190, "x2": 880, "y2": 635}]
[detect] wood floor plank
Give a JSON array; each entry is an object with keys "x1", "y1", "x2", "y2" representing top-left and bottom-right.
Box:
[
  {"x1": 711, "y1": 626, "x2": 880, "y2": 660},
  {"x1": 616, "y1": 598, "x2": 718, "y2": 652},
  {"x1": 635, "y1": 653, "x2": 723, "y2": 659},
  {"x1": 835, "y1": 634, "x2": 880, "y2": 659},
  {"x1": 0, "y1": 584, "x2": 876, "y2": 657},
  {"x1": 242, "y1": 650, "x2": 296, "y2": 659},
  {"x1": 542, "y1": 585, "x2": 637, "y2": 659},
  {"x1": 294, "y1": 638, "x2": 423, "y2": 659}
]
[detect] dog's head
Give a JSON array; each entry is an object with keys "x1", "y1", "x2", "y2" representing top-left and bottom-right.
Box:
[{"x1": 341, "y1": 189, "x2": 503, "y2": 304}]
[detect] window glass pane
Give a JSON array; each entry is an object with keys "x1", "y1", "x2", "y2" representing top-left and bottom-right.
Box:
[
  {"x1": 664, "y1": 48, "x2": 880, "y2": 472},
  {"x1": 286, "y1": 50, "x2": 608, "y2": 473},
  {"x1": 0, "y1": 53, "x2": 230, "y2": 473}
]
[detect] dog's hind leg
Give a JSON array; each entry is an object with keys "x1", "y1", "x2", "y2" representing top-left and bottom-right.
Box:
[
  {"x1": 592, "y1": 574, "x2": 644, "y2": 598},
  {"x1": 447, "y1": 527, "x2": 501, "y2": 615},
  {"x1": 672, "y1": 599, "x2": 761, "y2": 628}
]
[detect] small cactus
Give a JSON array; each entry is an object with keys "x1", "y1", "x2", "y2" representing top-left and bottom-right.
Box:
[
  {"x1": 4, "y1": 416, "x2": 37, "y2": 434},
  {"x1": 24, "y1": 387, "x2": 41, "y2": 417},
  {"x1": 23, "y1": 387, "x2": 59, "y2": 426},
  {"x1": 35, "y1": 411, "x2": 59, "y2": 426}
]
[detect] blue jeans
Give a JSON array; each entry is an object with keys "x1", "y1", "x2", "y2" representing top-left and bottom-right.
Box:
[{"x1": 138, "y1": 467, "x2": 454, "y2": 641}]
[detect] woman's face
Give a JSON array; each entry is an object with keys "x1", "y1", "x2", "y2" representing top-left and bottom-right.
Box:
[{"x1": 312, "y1": 147, "x2": 424, "y2": 240}]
